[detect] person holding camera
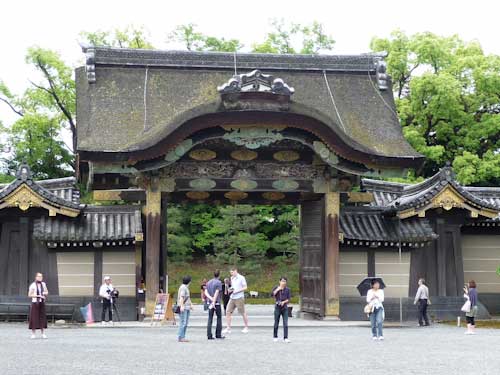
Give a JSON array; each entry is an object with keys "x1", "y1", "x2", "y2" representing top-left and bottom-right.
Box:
[
  {"x1": 272, "y1": 276, "x2": 291, "y2": 343},
  {"x1": 99, "y1": 276, "x2": 114, "y2": 326}
]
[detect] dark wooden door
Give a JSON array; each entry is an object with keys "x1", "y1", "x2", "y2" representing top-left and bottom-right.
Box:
[
  {"x1": 0, "y1": 222, "x2": 29, "y2": 295},
  {"x1": 300, "y1": 198, "x2": 325, "y2": 316}
]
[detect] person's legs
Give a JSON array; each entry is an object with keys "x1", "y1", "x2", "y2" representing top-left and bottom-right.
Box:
[
  {"x1": 101, "y1": 301, "x2": 107, "y2": 322},
  {"x1": 108, "y1": 303, "x2": 113, "y2": 322},
  {"x1": 282, "y1": 307, "x2": 289, "y2": 339},
  {"x1": 184, "y1": 310, "x2": 190, "y2": 337},
  {"x1": 215, "y1": 305, "x2": 223, "y2": 338},
  {"x1": 369, "y1": 310, "x2": 377, "y2": 337},
  {"x1": 273, "y1": 305, "x2": 280, "y2": 338},
  {"x1": 417, "y1": 300, "x2": 424, "y2": 326},
  {"x1": 178, "y1": 310, "x2": 187, "y2": 340},
  {"x1": 422, "y1": 300, "x2": 429, "y2": 325},
  {"x1": 237, "y1": 299, "x2": 249, "y2": 328},
  {"x1": 376, "y1": 308, "x2": 384, "y2": 338},
  {"x1": 225, "y1": 299, "x2": 235, "y2": 330},
  {"x1": 207, "y1": 306, "x2": 215, "y2": 338}
]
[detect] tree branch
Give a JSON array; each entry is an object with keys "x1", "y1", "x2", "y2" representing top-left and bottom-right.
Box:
[
  {"x1": 32, "y1": 58, "x2": 76, "y2": 150},
  {"x1": 0, "y1": 96, "x2": 24, "y2": 117}
]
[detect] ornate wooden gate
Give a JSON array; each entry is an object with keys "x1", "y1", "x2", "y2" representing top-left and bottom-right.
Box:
[{"x1": 300, "y1": 198, "x2": 325, "y2": 316}]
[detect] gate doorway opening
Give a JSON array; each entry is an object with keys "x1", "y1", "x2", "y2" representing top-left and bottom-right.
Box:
[{"x1": 163, "y1": 202, "x2": 301, "y2": 308}]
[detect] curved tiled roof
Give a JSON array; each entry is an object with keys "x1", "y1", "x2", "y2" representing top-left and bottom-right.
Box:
[
  {"x1": 340, "y1": 208, "x2": 436, "y2": 245},
  {"x1": 362, "y1": 167, "x2": 500, "y2": 212},
  {"x1": 33, "y1": 205, "x2": 142, "y2": 242},
  {"x1": 0, "y1": 165, "x2": 81, "y2": 213},
  {"x1": 76, "y1": 47, "x2": 423, "y2": 171}
]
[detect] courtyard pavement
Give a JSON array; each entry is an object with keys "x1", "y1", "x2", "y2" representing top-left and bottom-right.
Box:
[{"x1": 1, "y1": 319, "x2": 499, "y2": 375}]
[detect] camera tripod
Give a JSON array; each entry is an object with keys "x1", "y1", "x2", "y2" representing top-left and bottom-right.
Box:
[{"x1": 110, "y1": 297, "x2": 121, "y2": 323}]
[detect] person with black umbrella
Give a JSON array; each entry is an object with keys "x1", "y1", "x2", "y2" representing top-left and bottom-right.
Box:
[{"x1": 366, "y1": 279, "x2": 385, "y2": 341}]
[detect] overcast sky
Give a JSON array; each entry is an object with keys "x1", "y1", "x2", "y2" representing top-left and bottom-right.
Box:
[{"x1": 1, "y1": 0, "x2": 499, "y2": 127}]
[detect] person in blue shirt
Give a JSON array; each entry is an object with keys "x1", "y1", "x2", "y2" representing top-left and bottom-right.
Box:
[
  {"x1": 205, "y1": 270, "x2": 225, "y2": 340},
  {"x1": 272, "y1": 276, "x2": 291, "y2": 343}
]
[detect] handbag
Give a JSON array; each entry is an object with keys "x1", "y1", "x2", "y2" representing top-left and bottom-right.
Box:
[
  {"x1": 173, "y1": 303, "x2": 181, "y2": 314},
  {"x1": 364, "y1": 304, "x2": 373, "y2": 314},
  {"x1": 461, "y1": 300, "x2": 471, "y2": 313}
]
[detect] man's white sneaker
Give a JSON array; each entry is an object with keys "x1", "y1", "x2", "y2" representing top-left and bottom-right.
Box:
[
  {"x1": 222, "y1": 327, "x2": 231, "y2": 334},
  {"x1": 372, "y1": 336, "x2": 378, "y2": 341},
  {"x1": 30, "y1": 334, "x2": 36, "y2": 339},
  {"x1": 109, "y1": 321, "x2": 114, "y2": 326},
  {"x1": 273, "y1": 338, "x2": 279, "y2": 343},
  {"x1": 42, "y1": 334, "x2": 47, "y2": 339},
  {"x1": 378, "y1": 336, "x2": 384, "y2": 341},
  {"x1": 284, "y1": 338, "x2": 291, "y2": 343},
  {"x1": 241, "y1": 327, "x2": 249, "y2": 333},
  {"x1": 101, "y1": 321, "x2": 106, "y2": 326}
]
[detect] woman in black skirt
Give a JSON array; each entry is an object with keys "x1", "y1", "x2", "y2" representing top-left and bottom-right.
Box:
[{"x1": 28, "y1": 272, "x2": 48, "y2": 339}]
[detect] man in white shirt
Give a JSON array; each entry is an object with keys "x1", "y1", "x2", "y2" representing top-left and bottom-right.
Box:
[
  {"x1": 223, "y1": 267, "x2": 249, "y2": 334},
  {"x1": 99, "y1": 276, "x2": 114, "y2": 325},
  {"x1": 414, "y1": 278, "x2": 430, "y2": 326}
]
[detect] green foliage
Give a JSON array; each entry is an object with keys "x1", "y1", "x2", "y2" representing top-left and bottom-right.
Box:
[
  {"x1": 9, "y1": 113, "x2": 72, "y2": 178},
  {"x1": 252, "y1": 19, "x2": 334, "y2": 54},
  {"x1": 166, "y1": 203, "x2": 299, "y2": 265},
  {"x1": 371, "y1": 31, "x2": 500, "y2": 185},
  {"x1": 80, "y1": 26, "x2": 154, "y2": 49},
  {"x1": 167, "y1": 23, "x2": 242, "y2": 52}
]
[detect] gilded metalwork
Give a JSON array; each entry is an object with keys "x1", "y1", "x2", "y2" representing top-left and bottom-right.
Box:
[
  {"x1": 230, "y1": 179, "x2": 258, "y2": 191},
  {"x1": 186, "y1": 191, "x2": 210, "y2": 200},
  {"x1": 0, "y1": 184, "x2": 80, "y2": 217},
  {"x1": 272, "y1": 179, "x2": 299, "y2": 191},
  {"x1": 189, "y1": 149, "x2": 217, "y2": 161},
  {"x1": 223, "y1": 127, "x2": 284, "y2": 149},
  {"x1": 273, "y1": 150, "x2": 300, "y2": 162},
  {"x1": 262, "y1": 192, "x2": 285, "y2": 201},
  {"x1": 189, "y1": 178, "x2": 216, "y2": 190},
  {"x1": 230, "y1": 149, "x2": 258, "y2": 161},
  {"x1": 224, "y1": 191, "x2": 248, "y2": 201}
]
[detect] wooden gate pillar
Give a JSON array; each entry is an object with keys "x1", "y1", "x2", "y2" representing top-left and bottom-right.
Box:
[
  {"x1": 145, "y1": 178, "x2": 161, "y2": 315},
  {"x1": 324, "y1": 192, "x2": 340, "y2": 316}
]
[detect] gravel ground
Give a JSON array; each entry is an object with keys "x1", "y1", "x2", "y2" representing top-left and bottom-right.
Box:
[{"x1": 1, "y1": 323, "x2": 499, "y2": 375}]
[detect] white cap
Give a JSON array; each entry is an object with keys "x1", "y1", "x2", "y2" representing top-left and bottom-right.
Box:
[{"x1": 104, "y1": 276, "x2": 111, "y2": 281}]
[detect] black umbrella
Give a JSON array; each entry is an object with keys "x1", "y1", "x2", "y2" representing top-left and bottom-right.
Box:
[{"x1": 357, "y1": 277, "x2": 386, "y2": 296}]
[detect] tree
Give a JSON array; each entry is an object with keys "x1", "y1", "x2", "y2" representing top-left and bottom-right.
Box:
[
  {"x1": 167, "y1": 23, "x2": 242, "y2": 52},
  {"x1": 252, "y1": 19, "x2": 335, "y2": 54},
  {"x1": 371, "y1": 31, "x2": 500, "y2": 185},
  {"x1": 0, "y1": 48, "x2": 75, "y2": 178},
  {"x1": 79, "y1": 26, "x2": 154, "y2": 49}
]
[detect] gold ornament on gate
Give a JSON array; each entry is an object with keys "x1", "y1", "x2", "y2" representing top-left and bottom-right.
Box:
[
  {"x1": 230, "y1": 149, "x2": 258, "y2": 161},
  {"x1": 273, "y1": 150, "x2": 300, "y2": 162},
  {"x1": 186, "y1": 191, "x2": 210, "y2": 200},
  {"x1": 224, "y1": 191, "x2": 248, "y2": 201},
  {"x1": 262, "y1": 192, "x2": 285, "y2": 201},
  {"x1": 189, "y1": 149, "x2": 217, "y2": 161}
]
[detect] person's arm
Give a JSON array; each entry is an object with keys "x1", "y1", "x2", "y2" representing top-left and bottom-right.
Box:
[
  {"x1": 379, "y1": 290, "x2": 385, "y2": 303},
  {"x1": 204, "y1": 288, "x2": 215, "y2": 302},
  {"x1": 28, "y1": 284, "x2": 36, "y2": 298},
  {"x1": 179, "y1": 289, "x2": 186, "y2": 311},
  {"x1": 280, "y1": 289, "x2": 290, "y2": 306},
  {"x1": 213, "y1": 289, "x2": 220, "y2": 303},
  {"x1": 272, "y1": 286, "x2": 281, "y2": 296},
  {"x1": 414, "y1": 286, "x2": 422, "y2": 304},
  {"x1": 366, "y1": 290, "x2": 373, "y2": 303}
]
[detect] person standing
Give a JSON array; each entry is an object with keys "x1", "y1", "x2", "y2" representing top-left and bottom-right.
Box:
[
  {"x1": 177, "y1": 275, "x2": 192, "y2": 342},
  {"x1": 414, "y1": 278, "x2": 430, "y2": 326},
  {"x1": 366, "y1": 279, "x2": 385, "y2": 340},
  {"x1": 28, "y1": 272, "x2": 49, "y2": 339},
  {"x1": 464, "y1": 280, "x2": 478, "y2": 335},
  {"x1": 272, "y1": 277, "x2": 291, "y2": 343},
  {"x1": 221, "y1": 278, "x2": 232, "y2": 315},
  {"x1": 223, "y1": 267, "x2": 249, "y2": 334},
  {"x1": 99, "y1": 276, "x2": 114, "y2": 326},
  {"x1": 205, "y1": 270, "x2": 225, "y2": 340},
  {"x1": 201, "y1": 278, "x2": 208, "y2": 312}
]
